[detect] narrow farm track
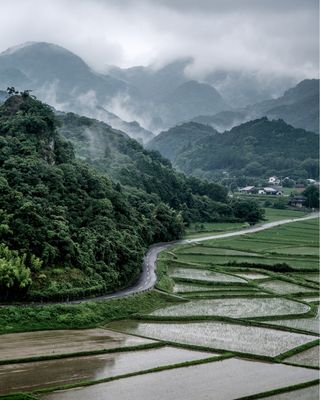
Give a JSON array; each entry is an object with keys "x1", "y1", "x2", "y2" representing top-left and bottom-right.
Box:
[{"x1": 69, "y1": 212, "x2": 319, "y2": 304}]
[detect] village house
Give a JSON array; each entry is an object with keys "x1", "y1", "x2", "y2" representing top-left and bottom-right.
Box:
[
  {"x1": 268, "y1": 176, "x2": 281, "y2": 185},
  {"x1": 263, "y1": 187, "x2": 283, "y2": 195},
  {"x1": 289, "y1": 196, "x2": 306, "y2": 208},
  {"x1": 238, "y1": 186, "x2": 257, "y2": 194}
]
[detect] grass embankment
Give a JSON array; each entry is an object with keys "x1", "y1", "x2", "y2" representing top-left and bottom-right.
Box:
[
  {"x1": 235, "y1": 379, "x2": 319, "y2": 400},
  {"x1": 0, "y1": 291, "x2": 176, "y2": 334},
  {"x1": 0, "y1": 395, "x2": 40, "y2": 400}
]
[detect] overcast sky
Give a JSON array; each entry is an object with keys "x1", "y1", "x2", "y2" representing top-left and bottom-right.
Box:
[{"x1": 0, "y1": 0, "x2": 318, "y2": 79}]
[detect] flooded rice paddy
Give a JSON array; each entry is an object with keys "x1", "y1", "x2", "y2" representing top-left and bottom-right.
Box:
[
  {"x1": 233, "y1": 271, "x2": 270, "y2": 280},
  {"x1": 259, "y1": 280, "x2": 315, "y2": 294},
  {"x1": 169, "y1": 267, "x2": 246, "y2": 283},
  {"x1": 263, "y1": 385, "x2": 319, "y2": 399},
  {"x1": 176, "y1": 246, "x2": 260, "y2": 257},
  {"x1": 2, "y1": 216, "x2": 319, "y2": 398},
  {"x1": 284, "y1": 345, "x2": 319, "y2": 367},
  {"x1": 41, "y1": 358, "x2": 319, "y2": 400},
  {"x1": 108, "y1": 320, "x2": 316, "y2": 357},
  {"x1": 150, "y1": 298, "x2": 310, "y2": 318},
  {"x1": 263, "y1": 306, "x2": 319, "y2": 334},
  {"x1": 0, "y1": 329, "x2": 154, "y2": 361},
  {"x1": 0, "y1": 346, "x2": 215, "y2": 394}
]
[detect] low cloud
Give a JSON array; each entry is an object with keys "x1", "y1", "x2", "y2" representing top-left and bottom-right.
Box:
[{"x1": 0, "y1": 0, "x2": 318, "y2": 81}]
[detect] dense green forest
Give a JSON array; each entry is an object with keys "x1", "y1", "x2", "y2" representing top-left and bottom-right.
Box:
[
  {"x1": 57, "y1": 112, "x2": 230, "y2": 223},
  {"x1": 0, "y1": 94, "x2": 263, "y2": 301},
  {"x1": 148, "y1": 118, "x2": 319, "y2": 183}
]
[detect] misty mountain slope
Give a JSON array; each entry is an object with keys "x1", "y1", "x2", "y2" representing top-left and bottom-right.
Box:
[
  {"x1": 0, "y1": 42, "x2": 153, "y2": 143},
  {"x1": 146, "y1": 122, "x2": 217, "y2": 162},
  {"x1": 148, "y1": 118, "x2": 319, "y2": 180},
  {"x1": 109, "y1": 59, "x2": 296, "y2": 110},
  {"x1": 158, "y1": 80, "x2": 228, "y2": 126},
  {"x1": 108, "y1": 58, "x2": 191, "y2": 100},
  {"x1": 109, "y1": 63, "x2": 229, "y2": 130},
  {"x1": 191, "y1": 79, "x2": 319, "y2": 133},
  {"x1": 95, "y1": 106, "x2": 154, "y2": 144},
  {"x1": 57, "y1": 112, "x2": 230, "y2": 213},
  {"x1": 0, "y1": 42, "x2": 128, "y2": 100},
  {"x1": 205, "y1": 69, "x2": 297, "y2": 108},
  {"x1": 192, "y1": 111, "x2": 248, "y2": 132}
]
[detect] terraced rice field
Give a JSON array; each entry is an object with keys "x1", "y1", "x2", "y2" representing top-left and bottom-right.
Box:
[
  {"x1": 42, "y1": 359, "x2": 318, "y2": 400},
  {"x1": 259, "y1": 280, "x2": 315, "y2": 294},
  {"x1": 109, "y1": 320, "x2": 315, "y2": 357},
  {"x1": 0, "y1": 329, "x2": 154, "y2": 361},
  {"x1": 150, "y1": 298, "x2": 310, "y2": 318},
  {"x1": 0, "y1": 346, "x2": 215, "y2": 394},
  {"x1": 262, "y1": 306, "x2": 320, "y2": 334},
  {"x1": 169, "y1": 267, "x2": 247, "y2": 283},
  {"x1": 3, "y1": 213, "x2": 319, "y2": 400},
  {"x1": 264, "y1": 385, "x2": 319, "y2": 399},
  {"x1": 284, "y1": 345, "x2": 319, "y2": 367}
]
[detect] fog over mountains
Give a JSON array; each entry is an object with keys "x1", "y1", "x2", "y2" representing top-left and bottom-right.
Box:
[{"x1": 0, "y1": 41, "x2": 318, "y2": 143}]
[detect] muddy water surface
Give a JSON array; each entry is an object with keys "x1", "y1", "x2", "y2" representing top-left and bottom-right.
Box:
[
  {"x1": 0, "y1": 329, "x2": 154, "y2": 361},
  {"x1": 41, "y1": 358, "x2": 319, "y2": 400},
  {"x1": 0, "y1": 346, "x2": 216, "y2": 394}
]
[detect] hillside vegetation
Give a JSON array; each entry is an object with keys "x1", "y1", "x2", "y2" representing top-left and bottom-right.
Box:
[
  {"x1": 148, "y1": 118, "x2": 319, "y2": 182},
  {"x1": 0, "y1": 94, "x2": 262, "y2": 301},
  {"x1": 57, "y1": 112, "x2": 231, "y2": 223}
]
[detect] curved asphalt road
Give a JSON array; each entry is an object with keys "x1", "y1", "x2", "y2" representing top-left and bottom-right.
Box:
[{"x1": 71, "y1": 212, "x2": 319, "y2": 303}]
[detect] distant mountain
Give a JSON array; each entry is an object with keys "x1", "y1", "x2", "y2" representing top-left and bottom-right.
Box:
[
  {"x1": 192, "y1": 111, "x2": 247, "y2": 132},
  {"x1": 109, "y1": 62, "x2": 229, "y2": 130},
  {"x1": 0, "y1": 42, "x2": 153, "y2": 143},
  {"x1": 251, "y1": 79, "x2": 319, "y2": 133},
  {"x1": 205, "y1": 69, "x2": 296, "y2": 108},
  {"x1": 146, "y1": 122, "x2": 217, "y2": 162},
  {"x1": 0, "y1": 42, "x2": 128, "y2": 100},
  {"x1": 191, "y1": 79, "x2": 319, "y2": 133},
  {"x1": 94, "y1": 106, "x2": 154, "y2": 144},
  {"x1": 108, "y1": 58, "x2": 191, "y2": 100},
  {"x1": 109, "y1": 59, "x2": 296, "y2": 110},
  {"x1": 148, "y1": 118, "x2": 319, "y2": 181},
  {"x1": 158, "y1": 81, "x2": 228, "y2": 127},
  {"x1": 0, "y1": 42, "x2": 315, "y2": 137}
]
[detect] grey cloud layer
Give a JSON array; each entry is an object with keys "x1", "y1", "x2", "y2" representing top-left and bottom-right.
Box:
[{"x1": 0, "y1": 0, "x2": 318, "y2": 79}]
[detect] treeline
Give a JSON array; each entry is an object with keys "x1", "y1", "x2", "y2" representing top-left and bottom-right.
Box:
[{"x1": 0, "y1": 94, "x2": 263, "y2": 301}]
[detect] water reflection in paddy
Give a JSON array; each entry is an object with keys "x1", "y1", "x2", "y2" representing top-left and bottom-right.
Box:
[{"x1": 0, "y1": 346, "x2": 215, "y2": 394}]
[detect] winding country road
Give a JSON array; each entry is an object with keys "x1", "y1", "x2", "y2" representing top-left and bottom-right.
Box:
[{"x1": 72, "y1": 212, "x2": 319, "y2": 303}]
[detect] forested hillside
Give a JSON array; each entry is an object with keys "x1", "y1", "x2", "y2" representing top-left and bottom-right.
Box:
[
  {"x1": 148, "y1": 118, "x2": 319, "y2": 181},
  {"x1": 0, "y1": 94, "x2": 183, "y2": 301},
  {"x1": 57, "y1": 112, "x2": 230, "y2": 223},
  {"x1": 0, "y1": 94, "x2": 261, "y2": 301}
]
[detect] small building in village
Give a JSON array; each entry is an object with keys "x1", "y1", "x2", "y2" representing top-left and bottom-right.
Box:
[
  {"x1": 239, "y1": 186, "x2": 256, "y2": 194},
  {"x1": 289, "y1": 196, "x2": 306, "y2": 208},
  {"x1": 268, "y1": 176, "x2": 281, "y2": 185},
  {"x1": 263, "y1": 187, "x2": 283, "y2": 195}
]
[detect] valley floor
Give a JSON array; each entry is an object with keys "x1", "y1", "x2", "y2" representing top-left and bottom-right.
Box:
[{"x1": 0, "y1": 210, "x2": 319, "y2": 400}]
